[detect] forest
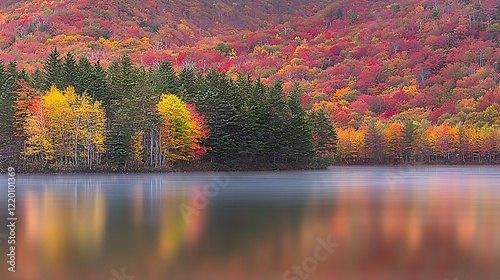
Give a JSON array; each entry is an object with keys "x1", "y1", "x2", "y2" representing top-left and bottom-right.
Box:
[
  {"x1": 2, "y1": 0, "x2": 500, "y2": 170},
  {"x1": 1, "y1": 49, "x2": 500, "y2": 172},
  {"x1": 0, "y1": 50, "x2": 338, "y2": 171}
]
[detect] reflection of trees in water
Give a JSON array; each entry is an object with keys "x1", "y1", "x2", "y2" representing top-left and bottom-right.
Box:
[
  {"x1": 193, "y1": 192, "x2": 313, "y2": 268},
  {"x1": 138, "y1": 176, "x2": 211, "y2": 266},
  {"x1": 156, "y1": 180, "x2": 191, "y2": 263},
  {"x1": 11, "y1": 170, "x2": 500, "y2": 279},
  {"x1": 17, "y1": 176, "x2": 107, "y2": 279},
  {"x1": 331, "y1": 171, "x2": 496, "y2": 278},
  {"x1": 74, "y1": 182, "x2": 106, "y2": 257},
  {"x1": 43, "y1": 179, "x2": 106, "y2": 262}
]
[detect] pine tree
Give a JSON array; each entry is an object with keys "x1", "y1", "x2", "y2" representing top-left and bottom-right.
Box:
[
  {"x1": 0, "y1": 62, "x2": 17, "y2": 159},
  {"x1": 193, "y1": 70, "x2": 239, "y2": 166},
  {"x1": 133, "y1": 73, "x2": 163, "y2": 167},
  {"x1": 75, "y1": 56, "x2": 93, "y2": 95},
  {"x1": 0, "y1": 62, "x2": 27, "y2": 160},
  {"x1": 310, "y1": 109, "x2": 338, "y2": 158},
  {"x1": 43, "y1": 48, "x2": 63, "y2": 90},
  {"x1": 153, "y1": 61, "x2": 181, "y2": 97},
  {"x1": 107, "y1": 118, "x2": 133, "y2": 167},
  {"x1": 245, "y1": 79, "x2": 269, "y2": 164},
  {"x1": 61, "y1": 52, "x2": 78, "y2": 90},
  {"x1": 106, "y1": 55, "x2": 139, "y2": 166},
  {"x1": 284, "y1": 83, "x2": 313, "y2": 164},
  {"x1": 266, "y1": 79, "x2": 289, "y2": 164},
  {"x1": 233, "y1": 76, "x2": 266, "y2": 165},
  {"x1": 178, "y1": 67, "x2": 199, "y2": 103},
  {"x1": 107, "y1": 55, "x2": 138, "y2": 104},
  {"x1": 365, "y1": 119, "x2": 385, "y2": 162},
  {"x1": 89, "y1": 60, "x2": 109, "y2": 105},
  {"x1": 30, "y1": 68, "x2": 45, "y2": 91}
]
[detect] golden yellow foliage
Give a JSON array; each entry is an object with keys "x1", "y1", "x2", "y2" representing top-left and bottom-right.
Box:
[
  {"x1": 24, "y1": 86, "x2": 106, "y2": 167},
  {"x1": 157, "y1": 94, "x2": 192, "y2": 162},
  {"x1": 156, "y1": 94, "x2": 207, "y2": 163},
  {"x1": 337, "y1": 127, "x2": 365, "y2": 161}
]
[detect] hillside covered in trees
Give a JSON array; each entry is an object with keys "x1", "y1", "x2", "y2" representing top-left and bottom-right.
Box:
[
  {"x1": 2, "y1": 0, "x2": 500, "y2": 171},
  {"x1": 0, "y1": 51, "x2": 337, "y2": 171}
]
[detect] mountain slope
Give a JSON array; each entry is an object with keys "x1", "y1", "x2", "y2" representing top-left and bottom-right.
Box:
[
  {"x1": 1, "y1": 0, "x2": 500, "y2": 130},
  {"x1": 0, "y1": 0, "x2": 328, "y2": 69}
]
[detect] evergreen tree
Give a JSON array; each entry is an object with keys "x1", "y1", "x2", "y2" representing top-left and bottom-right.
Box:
[
  {"x1": 350, "y1": 11, "x2": 359, "y2": 23},
  {"x1": 178, "y1": 67, "x2": 199, "y2": 103},
  {"x1": 134, "y1": 72, "x2": 162, "y2": 167},
  {"x1": 75, "y1": 56, "x2": 93, "y2": 95},
  {"x1": 194, "y1": 70, "x2": 239, "y2": 166},
  {"x1": 106, "y1": 55, "x2": 140, "y2": 166},
  {"x1": 248, "y1": 79, "x2": 270, "y2": 164},
  {"x1": 0, "y1": 62, "x2": 17, "y2": 159},
  {"x1": 107, "y1": 55, "x2": 138, "y2": 104},
  {"x1": 30, "y1": 68, "x2": 45, "y2": 91},
  {"x1": 266, "y1": 79, "x2": 289, "y2": 163},
  {"x1": 43, "y1": 48, "x2": 63, "y2": 90},
  {"x1": 153, "y1": 61, "x2": 181, "y2": 96},
  {"x1": 61, "y1": 52, "x2": 78, "y2": 90},
  {"x1": 310, "y1": 109, "x2": 338, "y2": 158},
  {"x1": 365, "y1": 119, "x2": 385, "y2": 162},
  {"x1": 89, "y1": 60, "x2": 110, "y2": 105},
  {"x1": 284, "y1": 83, "x2": 313, "y2": 164},
  {"x1": 235, "y1": 77, "x2": 266, "y2": 164},
  {"x1": 107, "y1": 121, "x2": 133, "y2": 167}
]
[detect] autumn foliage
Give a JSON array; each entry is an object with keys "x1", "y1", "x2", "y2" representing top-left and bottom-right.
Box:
[
  {"x1": 4, "y1": 0, "x2": 500, "y2": 170},
  {"x1": 23, "y1": 86, "x2": 106, "y2": 167},
  {"x1": 156, "y1": 94, "x2": 208, "y2": 163}
]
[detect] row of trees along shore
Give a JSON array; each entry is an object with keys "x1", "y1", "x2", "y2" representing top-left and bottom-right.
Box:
[
  {"x1": 1, "y1": 49, "x2": 500, "y2": 172},
  {"x1": 0, "y1": 49, "x2": 336, "y2": 171}
]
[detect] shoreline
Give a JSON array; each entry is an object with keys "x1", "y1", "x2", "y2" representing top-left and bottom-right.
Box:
[{"x1": 2, "y1": 161, "x2": 499, "y2": 175}]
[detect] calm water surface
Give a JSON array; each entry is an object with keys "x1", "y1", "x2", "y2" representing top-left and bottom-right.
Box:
[{"x1": 1, "y1": 166, "x2": 500, "y2": 280}]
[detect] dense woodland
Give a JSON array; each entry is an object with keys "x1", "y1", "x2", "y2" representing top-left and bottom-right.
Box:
[
  {"x1": 2, "y1": 0, "x2": 500, "y2": 170},
  {"x1": 0, "y1": 50, "x2": 338, "y2": 171}
]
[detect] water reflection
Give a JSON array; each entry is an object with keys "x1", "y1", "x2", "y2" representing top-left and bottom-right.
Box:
[{"x1": 1, "y1": 167, "x2": 500, "y2": 279}]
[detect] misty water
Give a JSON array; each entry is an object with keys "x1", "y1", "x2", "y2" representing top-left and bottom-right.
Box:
[{"x1": 1, "y1": 166, "x2": 500, "y2": 280}]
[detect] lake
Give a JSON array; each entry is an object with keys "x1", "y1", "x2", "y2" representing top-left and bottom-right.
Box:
[{"x1": 1, "y1": 166, "x2": 500, "y2": 280}]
